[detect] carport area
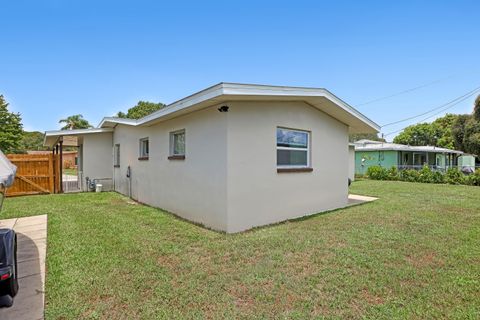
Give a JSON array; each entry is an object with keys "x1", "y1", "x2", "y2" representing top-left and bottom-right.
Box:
[
  {"x1": 44, "y1": 128, "x2": 114, "y2": 192},
  {"x1": 0, "y1": 215, "x2": 47, "y2": 320}
]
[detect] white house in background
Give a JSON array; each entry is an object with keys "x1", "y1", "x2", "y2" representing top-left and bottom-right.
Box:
[{"x1": 44, "y1": 83, "x2": 379, "y2": 233}]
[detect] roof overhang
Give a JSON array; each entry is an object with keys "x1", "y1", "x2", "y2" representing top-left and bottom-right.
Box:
[
  {"x1": 99, "y1": 117, "x2": 137, "y2": 128},
  {"x1": 43, "y1": 128, "x2": 114, "y2": 148},
  {"x1": 99, "y1": 83, "x2": 380, "y2": 134},
  {"x1": 356, "y1": 145, "x2": 464, "y2": 154}
]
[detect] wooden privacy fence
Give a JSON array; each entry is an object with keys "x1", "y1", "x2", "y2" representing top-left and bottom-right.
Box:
[{"x1": 6, "y1": 153, "x2": 60, "y2": 197}]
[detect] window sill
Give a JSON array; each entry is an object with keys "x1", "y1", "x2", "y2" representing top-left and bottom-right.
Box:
[
  {"x1": 277, "y1": 167, "x2": 313, "y2": 173},
  {"x1": 138, "y1": 157, "x2": 149, "y2": 161},
  {"x1": 168, "y1": 155, "x2": 185, "y2": 160}
]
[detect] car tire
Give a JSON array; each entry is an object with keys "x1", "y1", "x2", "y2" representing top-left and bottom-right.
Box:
[{"x1": 7, "y1": 236, "x2": 18, "y2": 298}]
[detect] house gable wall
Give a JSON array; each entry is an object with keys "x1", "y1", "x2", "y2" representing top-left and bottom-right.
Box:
[{"x1": 226, "y1": 101, "x2": 349, "y2": 233}]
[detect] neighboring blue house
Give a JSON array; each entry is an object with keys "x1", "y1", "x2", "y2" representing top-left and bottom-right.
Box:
[{"x1": 354, "y1": 140, "x2": 466, "y2": 175}]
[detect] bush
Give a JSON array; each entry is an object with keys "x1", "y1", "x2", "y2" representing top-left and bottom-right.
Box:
[
  {"x1": 400, "y1": 169, "x2": 420, "y2": 182},
  {"x1": 366, "y1": 166, "x2": 389, "y2": 180},
  {"x1": 464, "y1": 169, "x2": 480, "y2": 186},
  {"x1": 364, "y1": 165, "x2": 478, "y2": 187},
  {"x1": 445, "y1": 168, "x2": 465, "y2": 185},
  {"x1": 474, "y1": 169, "x2": 480, "y2": 186},
  {"x1": 387, "y1": 166, "x2": 399, "y2": 180},
  {"x1": 431, "y1": 171, "x2": 445, "y2": 184},
  {"x1": 418, "y1": 165, "x2": 435, "y2": 183}
]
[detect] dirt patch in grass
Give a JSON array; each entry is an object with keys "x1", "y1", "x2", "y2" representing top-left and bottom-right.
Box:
[
  {"x1": 361, "y1": 288, "x2": 385, "y2": 305},
  {"x1": 229, "y1": 283, "x2": 255, "y2": 309},
  {"x1": 405, "y1": 251, "x2": 445, "y2": 269},
  {"x1": 157, "y1": 254, "x2": 182, "y2": 270}
]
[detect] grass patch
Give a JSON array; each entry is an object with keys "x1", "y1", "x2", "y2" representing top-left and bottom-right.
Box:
[
  {"x1": 63, "y1": 168, "x2": 77, "y2": 176},
  {"x1": 2, "y1": 180, "x2": 480, "y2": 319}
]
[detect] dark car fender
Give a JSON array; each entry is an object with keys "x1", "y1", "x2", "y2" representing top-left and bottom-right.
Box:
[{"x1": 0, "y1": 229, "x2": 16, "y2": 269}]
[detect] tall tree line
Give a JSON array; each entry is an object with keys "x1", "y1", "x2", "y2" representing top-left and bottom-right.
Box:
[{"x1": 392, "y1": 96, "x2": 480, "y2": 156}]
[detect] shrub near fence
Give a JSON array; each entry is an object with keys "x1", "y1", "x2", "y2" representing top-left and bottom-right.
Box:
[{"x1": 365, "y1": 165, "x2": 480, "y2": 186}]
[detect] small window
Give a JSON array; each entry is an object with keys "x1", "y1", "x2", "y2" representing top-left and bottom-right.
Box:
[
  {"x1": 170, "y1": 130, "x2": 185, "y2": 156},
  {"x1": 114, "y1": 144, "x2": 120, "y2": 167},
  {"x1": 139, "y1": 138, "x2": 149, "y2": 159},
  {"x1": 276, "y1": 127, "x2": 310, "y2": 168}
]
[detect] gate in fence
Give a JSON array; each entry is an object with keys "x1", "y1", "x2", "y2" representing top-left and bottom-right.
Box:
[{"x1": 6, "y1": 153, "x2": 61, "y2": 197}]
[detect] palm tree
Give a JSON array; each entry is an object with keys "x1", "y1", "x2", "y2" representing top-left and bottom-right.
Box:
[{"x1": 59, "y1": 114, "x2": 92, "y2": 130}]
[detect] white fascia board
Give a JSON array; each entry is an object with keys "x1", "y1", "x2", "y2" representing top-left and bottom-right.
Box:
[
  {"x1": 221, "y1": 83, "x2": 380, "y2": 132},
  {"x1": 43, "y1": 128, "x2": 114, "y2": 147},
  {"x1": 98, "y1": 117, "x2": 139, "y2": 128},
  {"x1": 98, "y1": 84, "x2": 225, "y2": 128},
  {"x1": 97, "y1": 83, "x2": 380, "y2": 132},
  {"x1": 137, "y1": 84, "x2": 224, "y2": 125},
  {"x1": 44, "y1": 128, "x2": 113, "y2": 137},
  {"x1": 318, "y1": 90, "x2": 380, "y2": 132}
]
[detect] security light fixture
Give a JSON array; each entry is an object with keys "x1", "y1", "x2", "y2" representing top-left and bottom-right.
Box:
[{"x1": 218, "y1": 105, "x2": 229, "y2": 112}]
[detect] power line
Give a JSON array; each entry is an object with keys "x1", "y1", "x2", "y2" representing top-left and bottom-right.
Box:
[
  {"x1": 381, "y1": 86, "x2": 480, "y2": 128},
  {"x1": 383, "y1": 87, "x2": 480, "y2": 137},
  {"x1": 355, "y1": 76, "x2": 454, "y2": 107}
]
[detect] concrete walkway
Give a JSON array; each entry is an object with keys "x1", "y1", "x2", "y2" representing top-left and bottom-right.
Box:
[
  {"x1": 0, "y1": 215, "x2": 47, "y2": 320},
  {"x1": 347, "y1": 194, "x2": 378, "y2": 206}
]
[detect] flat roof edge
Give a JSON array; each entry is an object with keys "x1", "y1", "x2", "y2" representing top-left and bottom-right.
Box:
[{"x1": 136, "y1": 83, "x2": 380, "y2": 131}]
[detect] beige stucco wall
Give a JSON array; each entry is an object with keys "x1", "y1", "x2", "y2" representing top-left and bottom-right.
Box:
[
  {"x1": 348, "y1": 145, "x2": 355, "y2": 182},
  {"x1": 226, "y1": 101, "x2": 349, "y2": 233},
  {"x1": 113, "y1": 106, "x2": 229, "y2": 231},
  {"x1": 81, "y1": 132, "x2": 113, "y2": 191},
  {"x1": 111, "y1": 101, "x2": 350, "y2": 233}
]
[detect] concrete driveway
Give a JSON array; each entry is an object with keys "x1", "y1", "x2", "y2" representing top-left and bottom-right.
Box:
[{"x1": 0, "y1": 215, "x2": 47, "y2": 320}]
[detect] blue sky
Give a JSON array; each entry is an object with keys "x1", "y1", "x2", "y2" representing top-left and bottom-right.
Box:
[{"x1": 1, "y1": 0, "x2": 479, "y2": 139}]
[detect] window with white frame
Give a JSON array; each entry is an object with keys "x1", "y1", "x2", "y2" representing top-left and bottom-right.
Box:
[
  {"x1": 139, "y1": 138, "x2": 149, "y2": 158},
  {"x1": 276, "y1": 127, "x2": 310, "y2": 167},
  {"x1": 114, "y1": 144, "x2": 120, "y2": 166},
  {"x1": 170, "y1": 130, "x2": 185, "y2": 156}
]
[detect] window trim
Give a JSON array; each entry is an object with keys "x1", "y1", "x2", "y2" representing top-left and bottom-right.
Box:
[
  {"x1": 114, "y1": 144, "x2": 120, "y2": 167},
  {"x1": 139, "y1": 137, "x2": 149, "y2": 160},
  {"x1": 169, "y1": 129, "x2": 186, "y2": 158},
  {"x1": 276, "y1": 127, "x2": 311, "y2": 169}
]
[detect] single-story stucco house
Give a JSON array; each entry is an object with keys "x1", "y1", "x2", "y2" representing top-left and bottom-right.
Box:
[
  {"x1": 44, "y1": 83, "x2": 379, "y2": 233},
  {"x1": 354, "y1": 139, "x2": 466, "y2": 175}
]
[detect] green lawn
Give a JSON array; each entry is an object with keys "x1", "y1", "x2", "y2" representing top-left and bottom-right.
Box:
[
  {"x1": 62, "y1": 168, "x2": 77, "y2": 176},
  {"x1": 2, "y1": 180, "x2": 480, "y2": 319}
]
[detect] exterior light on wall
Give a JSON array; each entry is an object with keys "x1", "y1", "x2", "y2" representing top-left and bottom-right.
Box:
[{"x1": 218, "y1": 105, "x2": 229, "y2": 112}]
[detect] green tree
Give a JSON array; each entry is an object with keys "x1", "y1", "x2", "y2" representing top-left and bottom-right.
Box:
[
  {"x1": 393, "y1": 114, "x2": 458, "y2": 149},
  {"x1": 0, "y1": 95, "x2": 23, "y2": 154},
  {"x1": 463, "y1": 117, "x2": 480, "y2": 155},
  {"x1": 117, "y1": 101, "x2": 166, "y2": 119},
  {"x1": 451, "y1": 96, "x2": 480, "y2": 155},
  {"x1": 393, "y1": 123, "x2": 439, "y2": 146},
  {"x1": 349, "y1": 133, "x2": 385, "y2": 143},
  {"x1": 474, "y1": 94, "x2": 480, "y2": 121},
  {"x1": 19, "y1": 131, "x2": 48, "y2": 151},
  {"x1": 452, "y1": 114, "x2": 471, "y2": 151},
  {"x1": 59, "y1": 114, "x2": 92, "y2": 130},
  {"x1": 432, "y1": 113, "x2": 458, "y2": 149}
]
